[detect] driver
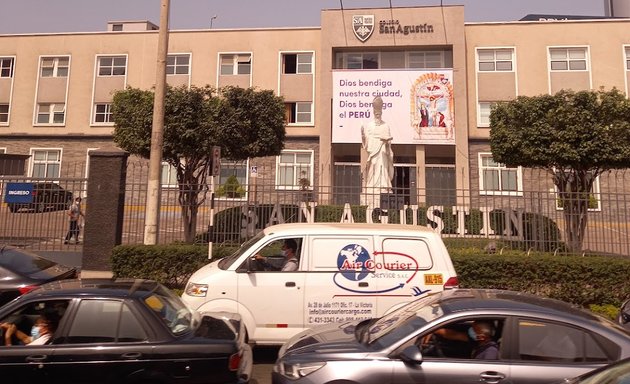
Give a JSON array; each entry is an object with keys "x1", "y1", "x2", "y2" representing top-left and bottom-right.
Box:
[
  {"x1": 1, "y1": 311, "x2": 60, "y2": 346},
  {"x1": 423, "y1": 320, "x2": 499, "y2": 360},
  {"x1": 255, "y1": 239, "x2": 299, "y2": 271}
]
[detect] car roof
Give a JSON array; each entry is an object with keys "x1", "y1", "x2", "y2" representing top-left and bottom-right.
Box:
[
  {"x1": 437, "y1": 289, "x2": 602, "y2": 322},
  {"x1": 263, "y1": 222, "x2": 436, "y2": 236},
  {"x1": 22, "y1": 278, "x2": 163, "y2": 300}
]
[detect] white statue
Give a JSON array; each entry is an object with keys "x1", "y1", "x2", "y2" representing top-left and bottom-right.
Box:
[{"x1": 361, "y1": 96, "x2": 394, "y2": 209}]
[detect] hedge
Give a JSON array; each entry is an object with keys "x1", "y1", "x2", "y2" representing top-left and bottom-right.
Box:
[{"x1": 111, "y1": 243, "x2": 630, "y2": 309}]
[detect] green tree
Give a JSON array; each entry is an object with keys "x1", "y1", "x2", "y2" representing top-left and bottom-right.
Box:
[
  {"x1": 112, "y1": 85, "x2": 286, "y2": 242},
  {"x1": 490, "y1": 88, "x2": 630, "y2": 252}
]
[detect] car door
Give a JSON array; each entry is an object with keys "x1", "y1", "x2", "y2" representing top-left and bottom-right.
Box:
[
  {"x1": 0, "y1": 298, "x2": 71, "y2": 382},
  {"x1": 507, "y1": 317, "x2": 609, "y2": 384},
  {"x1": 47, "y1": 298, "x2": 153, "y2": 384},
  {"x1": 391, "y1": 316, "x2": 511, "y2": 384},
  {"x1": 236, "y1": 237, "x2": 306, "y2": 343}
]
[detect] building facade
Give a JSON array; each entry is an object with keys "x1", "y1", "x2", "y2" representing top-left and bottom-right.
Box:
[{"x1": 1, "y1": 5, "x2": 630, "y2": 247}]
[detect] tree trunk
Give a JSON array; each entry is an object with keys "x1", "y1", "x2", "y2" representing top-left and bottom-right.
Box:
[{"x1": 555, "y1": 169, "x2": 594, "y2": 254}]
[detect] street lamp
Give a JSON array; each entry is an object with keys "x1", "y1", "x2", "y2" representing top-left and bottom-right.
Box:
[{"x1": 210, "y1": 15, "x2": 217, "y2": 28}]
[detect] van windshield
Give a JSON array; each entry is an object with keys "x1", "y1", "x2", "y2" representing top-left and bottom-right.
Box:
[{"x1": 218, "y1": 231, "x2": 265, "y2": 270}]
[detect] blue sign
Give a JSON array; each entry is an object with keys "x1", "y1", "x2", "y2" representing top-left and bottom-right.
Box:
[{"x1": 4, "y1": 182, "x2": 34, "y2": 204}]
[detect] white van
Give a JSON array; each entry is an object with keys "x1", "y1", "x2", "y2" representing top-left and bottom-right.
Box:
[{"x1": 182, "y1": 222, "x2": 458, "y2": 345}]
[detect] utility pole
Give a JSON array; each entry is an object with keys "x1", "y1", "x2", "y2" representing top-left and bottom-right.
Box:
[{"x1": 144, "y1": 0, "x2": 170, "y2": 245}]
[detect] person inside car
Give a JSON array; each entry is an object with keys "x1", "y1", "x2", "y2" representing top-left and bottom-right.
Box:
[
  {"x1": 255, "y1": 239, "x2": 299, "y2": 271},
  {"x1": 423, "y1": 320, "x2": 499, "y2": 360},
  {"x1": 1, "y1": 311, "x2": 60, "y2": 346}
]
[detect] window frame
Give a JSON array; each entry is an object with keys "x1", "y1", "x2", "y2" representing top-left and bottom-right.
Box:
[
  {"x1": 407, "y1": 51, "x2": 446, "y2": 69},
  {"x1": 29, "y1": 148, "x2": 62, "y2": 178},
  {"x1": 335, "y1": 52, "x2": 379, "y2": 70},
  {"x1": 476, "y1": 48, "x2": 515, "y2": 72},
  {"x1": 40, "y1": 56, "x2": 70, "y2": 78},
  {"x1": 282, "y1": 52, "x2": 314, "y2": 74},
  {"x1": 548, "y1": 47, "x2": 589, "y2": 72},
  {"x1": 35, "y1": 103, "x2": 66, "y2": 125},
  {"x1": 219, "y1": 53, "x2": 252, "y2": 76},
  {"x1": 553, "y1": 170, "x2": 601, "y2": 212},
  {"x1": 625, "y1": 46, "x2": 630, "y2": 71},
  {"x1": 478, "y1": 152, "x2": 523, "y2": 196},
  {"x1": 216, "y1": 159, "x2": 249, "y2": 200},
  {"x1": 477, "y1": 102, "x2": 498, "y2": 127},
  {"x1": 166, "y1": 53, "x2": 191, "y2": 75},
  {"x1": 93, "y1": 103, "x2": 114, "y2": 125},
  {"x1": 97, "y1": 55, "x2": 128, "y2": 77},
  {"x1": 0, "y1": 57, "x2": 15, "y2": 78},
  {"x1": 275, "y1": 150, "x2": 314, "y2": 191},
  {"x1": 285, "y1": 102, "x2": 313, "y2": 125},
  {"x1": 161, "y1": 162, "x2": 179, "y2": 188},
  {"x1": 0, "y1": 103, "x2": 9, "y2": 124}
]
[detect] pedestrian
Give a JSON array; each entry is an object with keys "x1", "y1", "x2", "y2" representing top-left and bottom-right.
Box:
[{"x1": 64, "y1": 197, "x2": 84, "y2": 244}]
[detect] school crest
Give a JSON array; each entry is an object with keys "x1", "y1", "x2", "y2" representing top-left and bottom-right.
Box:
[{"x1": 352, "y1": 15, "x2": 375, "y2": 42}]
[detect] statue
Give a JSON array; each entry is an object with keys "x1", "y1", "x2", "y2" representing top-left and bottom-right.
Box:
[{"x1": 361, "y1": 96, "x2": 394, "y2": 210}]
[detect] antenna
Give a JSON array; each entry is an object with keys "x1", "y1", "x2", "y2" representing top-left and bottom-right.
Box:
[{"x1": 210, "y1": 15, "x2": 218, "y2": 29}]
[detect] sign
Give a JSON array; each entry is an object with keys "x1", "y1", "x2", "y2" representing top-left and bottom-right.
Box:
[
  {"x1": 250, "y1": 166, "x2": 258, "y2": 178},
  {"x1": 4, "y1": 182, "x2": 34, "y2": 204},
  {"x1": 352, "y1": 15, "x2": 375, "y2": 42},
  {"x1": 332, "y1": 69, "x2": 455, "y2": 145},
  {"x1": 210, "y1": 146, "x2": 221, "y2": 176}
]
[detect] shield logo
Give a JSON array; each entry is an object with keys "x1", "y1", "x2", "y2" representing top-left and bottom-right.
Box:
[{"x1": 352, "y1": 15, "x2": 375, "y2": 42}]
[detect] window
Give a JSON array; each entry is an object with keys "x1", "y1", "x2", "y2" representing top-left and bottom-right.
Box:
[
  {"x1": 283, "y1": 53, "x2": 313, "y2": 74},
  {"x1": 626, "y1": 47, "x2": 630, "y2": 70},
  {"x1": 478, "y1": 102, "x2": 497, "y2": 127},
  {"x1": 479, "y1": 153, "x2": 521, "y2": 195},
  {"x1": 66, "y1": 300, "x2": 147, "y2": 344},
  {"x1": 276, "y1": 150, "x2": 314, "y2": 190},
  {"x1": 112, "y1": 24, "x2": 123, "y2": 31},
  {"x1": 40, "y1": 56, "x2": 69, "y2": 77},
  {"x1": 0, "y1": 57, "x2": 14, "y2": 78},
  {"x1": 0, "y1": 104, "x2": 8, "y2": 123},
  {"x1": 36, "y1": 103, "x2": 65, "y2": 124},
  {"x1": 549, "y1": 48, "x2": 587, "y2": 71},
  {"x1": 30, "y1": 149, "x2": 61, "y2": 178},
  {"x1": 335, "y1": 52, "x2": 379, "y2": 69},
  {"x1": 217, "y1": 160, "x2": 248, "y2": 199},
  {"x1": 517, "y1": 319, "x2": 608, "y2": 362},
  {"x1": 285, "y1": 102, "x2": 313, "y2": 124},
  {"x1": 161, "y1": 162, "x2": 178, "y2": 187},
  {"x1": 98, "y1": 56, "x2": 127, "y2": 76},
  {"x1": 408, "y1": 51, "x2": 445, "y2": 69},
  {"x1": 554, "y1": 171, "x2": 601, "y2": 211},
  {"x1": 478, "y1": 49, "x2": 514, "y2": 71},
  {"x1": 94, "y1": 103, "x2": 113, "y2": 123},
  {"x1": 220, "y1": 54, "x2": 251, "y2": 75},
  {"x1": 166, "y1": 54, "x2": 190, "y2": 75}
]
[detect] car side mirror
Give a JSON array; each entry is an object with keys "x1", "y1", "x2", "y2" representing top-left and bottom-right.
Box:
[{"x1": 400, "y1": 345, "x2": 423, "y2": 365}]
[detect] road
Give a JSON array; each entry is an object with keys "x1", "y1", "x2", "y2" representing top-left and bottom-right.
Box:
[{"x1": 251, "y1": 346, "x2": 279, "y2": 384}]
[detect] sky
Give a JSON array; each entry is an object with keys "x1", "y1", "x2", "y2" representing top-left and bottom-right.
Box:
[{"x1": 0, "y1": 0, "x2": 607, "y2": 34}]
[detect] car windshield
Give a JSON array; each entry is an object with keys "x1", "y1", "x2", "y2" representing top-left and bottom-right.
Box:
[
  {"x1": 143, "y1": 285, "x2": 198, "y2": 335},
  {"x1": 363, "y1": 292, "x2": 446, "y2": 348},
  {"x1": 0, "y1": 248, "x2": 56, "y2": 275},
  {"x1": 218, "y1": 231, "x2": 265, "y2": 269}
]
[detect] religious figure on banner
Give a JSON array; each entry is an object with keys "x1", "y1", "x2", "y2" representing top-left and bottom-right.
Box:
[{"x1": 361, "y1": 96, "x2": 394, "y2": 209}]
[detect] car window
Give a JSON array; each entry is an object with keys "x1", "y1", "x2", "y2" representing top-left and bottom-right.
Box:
[
  {"x1": 518, "y1": 319, "x2": 608, "y2": 363},
  {"x1": 143, "y1": 290, "x2": 194, "y2": 335},
  {"x1": 66, "y1": 299, "x2": 146, "y2": 344},
  {"x1": 0, "y1": 299, "x2": 70, "y2": 346},
  {"x1": 419, "y1": 318, "x2": 505, "y2": 360},
  {"x1": 0, "y1": 249, "x2": 56, "y2": 274}
]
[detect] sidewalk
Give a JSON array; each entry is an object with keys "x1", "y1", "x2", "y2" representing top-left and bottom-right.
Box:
[{"x1": 79, "y1": 269, "x2": 114, "y2": 278}]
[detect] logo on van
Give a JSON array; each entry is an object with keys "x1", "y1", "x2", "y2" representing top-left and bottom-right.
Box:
[{"x1": 335, "y1": 244, "x2": 429, "y2": 296}]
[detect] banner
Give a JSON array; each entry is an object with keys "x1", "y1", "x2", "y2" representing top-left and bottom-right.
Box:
[{"x1": 332, "y1": 69, "x2": 455, "y2": 145}]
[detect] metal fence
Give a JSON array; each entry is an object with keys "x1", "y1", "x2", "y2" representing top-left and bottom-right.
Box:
[
  {"x1": 122, "y1": 161, "x2": 630, "y2": 256},
  {"x1": 0, "y1": 161, "x2": 88, "y2": 251}
]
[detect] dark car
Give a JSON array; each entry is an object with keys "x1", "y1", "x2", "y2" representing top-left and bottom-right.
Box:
[
  {"x1": 273, "y1": 289, "x2": 630, "y2": 384},
  {"x1": 563, "y1": 357, "x2": 630, "y2": 384},
  {"x1": 0, "y1": 246, "x2": 77, "y2": 307},
  {"x1": 0, "y1": 279, "x2": 252, "y2": 384},
  {"x1": 7, "y1": 182, "x2": 73, "y2": 213}
]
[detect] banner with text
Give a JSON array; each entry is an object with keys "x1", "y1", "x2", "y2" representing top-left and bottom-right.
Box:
[{"x1": 332, "y1": 69, "x2": 455, "y2": 145}]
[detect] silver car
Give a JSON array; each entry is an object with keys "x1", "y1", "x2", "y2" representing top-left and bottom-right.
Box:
[{"x1": 273, "y1": 289, "x2": 630, "y2": 384}]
